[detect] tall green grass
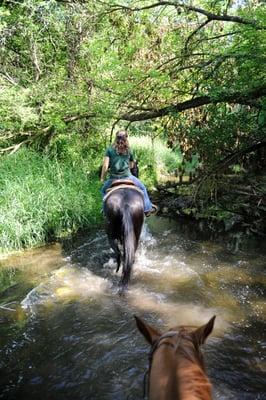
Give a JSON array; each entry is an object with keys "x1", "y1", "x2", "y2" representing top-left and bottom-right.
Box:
[
  {"x1": 0, "y1": 136, "x2": 197, "y2": 253},
  {"x1": 0, "y1": 149, "x2": 102, "y2": 253},
  {"x1": 130, "y1": 136, "x2": 183, "y2": 187}
]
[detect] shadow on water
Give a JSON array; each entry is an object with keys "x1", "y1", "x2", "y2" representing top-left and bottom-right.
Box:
[{"x1": 0, "y1": 216, "x2": 265, "y2": 399}]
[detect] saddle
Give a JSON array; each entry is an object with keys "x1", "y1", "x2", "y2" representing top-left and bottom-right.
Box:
[
  {"x1": 103, "y1": 179, "x2": 143, "y2": 202},
  {"x1": 107, "y1": 179, "x2": 136, "y2": 190}
]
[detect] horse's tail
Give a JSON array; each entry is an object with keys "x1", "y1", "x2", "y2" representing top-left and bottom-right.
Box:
[{"x1": 121, "y1": 204, "x2": 136, "y2": 287}]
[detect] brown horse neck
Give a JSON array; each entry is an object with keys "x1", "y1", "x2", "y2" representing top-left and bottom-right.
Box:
[
  {"x1": 176, "y1": 333, "x2": 212, "y2": 400},
  {"x1": 149, "y1": 347, "x2": 179, "y2": 400},
  {"x1": 177, "y1": 357, "x2": 213, "y2": 400},
  {"x1": 149, "y1": 343, "x2": 212, "y2": 400}
]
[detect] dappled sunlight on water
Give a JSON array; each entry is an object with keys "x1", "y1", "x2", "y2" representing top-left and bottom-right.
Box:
[
  {"x1": 0, "y1": 243, "x2": 64, "y2": 273},
  {"x1": 127, "y1": 287, "x2": 225, "y2": 335},
  {"x1": 21, "y1": 265, "x2": 111, "y2": 311},
  {"x1": 0, "y1": 217, "x2": 265, "y2": 400}
]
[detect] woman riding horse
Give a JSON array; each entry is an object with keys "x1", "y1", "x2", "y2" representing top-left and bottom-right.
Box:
[
  {"x1": 100, "y1": 130, "x2": 157, "y2": 216},
  {"x1": 100, "y1": 130, "x2": 157, "y2": 290}
]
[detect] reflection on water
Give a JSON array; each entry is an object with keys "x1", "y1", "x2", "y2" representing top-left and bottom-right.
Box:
[{"x1": 0, "y1": 217, "x2": 265, "y2": 399}]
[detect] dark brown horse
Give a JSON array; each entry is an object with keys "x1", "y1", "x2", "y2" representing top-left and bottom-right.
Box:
[
  {"x1": 135, "y1": 315, "x2": 216, "y2": 400},
  {"x1": 104, "y1": 185, "x2": 144, "y2": 290}
]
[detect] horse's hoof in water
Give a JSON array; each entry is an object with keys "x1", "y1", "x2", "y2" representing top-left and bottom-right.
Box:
[
  {"x1": 118, "y1": 287, "x2": 127, "y2": 297},
  {"x1": 118, "y1": 282, "x2": 128, "y2": 297},
  {"x1": 118, "y1": 288, "x2": 125, "y2": 297}
]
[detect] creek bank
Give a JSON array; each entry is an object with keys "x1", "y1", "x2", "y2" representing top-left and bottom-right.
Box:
[{"x1": 151, "y1": 173, "x2": 266, "y2": 246}]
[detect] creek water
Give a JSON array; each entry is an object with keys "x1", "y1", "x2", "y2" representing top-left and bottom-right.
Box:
[{"x1": 0, "y1": 217, "x2": 265, "y2": 400}]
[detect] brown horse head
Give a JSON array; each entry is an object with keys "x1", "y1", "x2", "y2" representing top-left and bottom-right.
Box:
[{"x1": 135, "y1": 315, "x2": 216, "y2": 400}]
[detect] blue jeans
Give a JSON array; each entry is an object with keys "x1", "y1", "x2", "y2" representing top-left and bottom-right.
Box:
[{"x1": 101, "y1": 175, "x2": 153, "y2": 213}]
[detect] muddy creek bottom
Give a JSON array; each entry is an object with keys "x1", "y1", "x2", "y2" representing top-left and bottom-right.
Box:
[{"x1": 0, "y1": 217, "x2": 265, "y2": 400}]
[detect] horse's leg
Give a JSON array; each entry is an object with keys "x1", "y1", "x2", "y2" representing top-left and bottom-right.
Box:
[
  {"x1": 106, "y1": 217, "x2": 122, "y2": 271},
  {"x1": 134, "y1": 213, "x2": 144, "y2": 249},
  {"x1": 119, "y1": 265, "x2": 130, "y2": 289},
  {"x1": 119, "y1": 240, "x2": 135, "y2": 291},
  {"x1": 118, "y1": 272, "x2": 129, "y2": 296},
  {"x1": 119, "y1": 207, "x2": 143, "y2": 290},
  {"x1": 108, "y1": 236, "x2": 121, "y2": 272},
  {"x1": 114, "y1": 239, "x2": 122, "y2": 272}
]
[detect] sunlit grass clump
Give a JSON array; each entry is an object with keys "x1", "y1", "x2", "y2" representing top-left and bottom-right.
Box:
[
  {"x1": 0, "y1": 149, "x2": 102, "y2": 253},
  {"x1": 130, "y1": 136, "x2": 183, "y2": 187}
]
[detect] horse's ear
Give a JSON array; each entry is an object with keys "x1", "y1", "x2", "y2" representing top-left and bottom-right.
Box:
[
  {"x1": 194, "y1": 315, "x2": 216, "y2": 345},
  {"x1": 134, "y1": 315, "x2": 161, "y2": 345}
]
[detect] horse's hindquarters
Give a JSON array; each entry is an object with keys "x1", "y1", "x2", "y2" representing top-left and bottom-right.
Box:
[{"x1": 105, "y1": 188, "x2": 144, "y2": 288}]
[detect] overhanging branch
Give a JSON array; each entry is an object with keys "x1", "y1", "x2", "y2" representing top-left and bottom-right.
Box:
[
  {"x1": 104, "y1": 1, "x2": 258, "y2": 27},
  {"x1": 63, "y1": 113, "x2": 96, "y2": 124},
  {"x1": 0, "y1": 112, "x2": 96, "y2": 154},
  {"x1": 119, "y1": 85, "x2": 266, "y2": 122}
]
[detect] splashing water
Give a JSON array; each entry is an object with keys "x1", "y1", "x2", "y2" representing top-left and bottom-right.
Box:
[{"x1": 0, "y1": 217, "x2": 265, "y2": 400}]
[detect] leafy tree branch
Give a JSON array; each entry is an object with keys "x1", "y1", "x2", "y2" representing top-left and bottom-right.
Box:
[
  {"x1": 104, "y1": 1, "x2": 259, "y2": 27},
  {"x1": 120, "y1": 84, "x2": 266, "y2": 121}
]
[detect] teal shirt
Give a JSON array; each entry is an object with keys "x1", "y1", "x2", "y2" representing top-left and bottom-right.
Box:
[{"x1": 105, "y1": 146, "x2": 134, "y2": 179}]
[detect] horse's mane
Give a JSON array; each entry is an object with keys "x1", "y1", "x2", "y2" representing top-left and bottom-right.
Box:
[
  {"x1": 172, "y1": 328, "x2": 205, "y2": 369},
  {"x1": 175, "y1": 330, "x2": 212, "y2": 398}
]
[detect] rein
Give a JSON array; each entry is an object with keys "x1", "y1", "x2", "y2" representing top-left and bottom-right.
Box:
[{"x1": 143, "y1": 331, "x2": 181, "y2": 399}]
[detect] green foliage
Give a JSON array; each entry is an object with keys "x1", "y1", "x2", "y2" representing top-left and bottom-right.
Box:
[
  {"x1": 0, "y1": 149, "x2": 102, "y2": 252},
  {"x1": 230, "y1": 164, "x2": 246, "y2": 174},
  {"x1": 1, "y1": 0, "x2": 265, "y2": 166},
  {"x1": 153, "y1": 142, "x2": 183, "y2": 175},
  {"x1": 129, "y1": 136, "x2": 157, "y2": 188},
  {"x1": 47, "y1": 132, "x2": 104, "y2": 173},
  {"x1": 0, "y1": 0, "x2": 265, "y2": 251},
  {"x1": 130, "y1": 136, "x2": 183, "y2": 186}
]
